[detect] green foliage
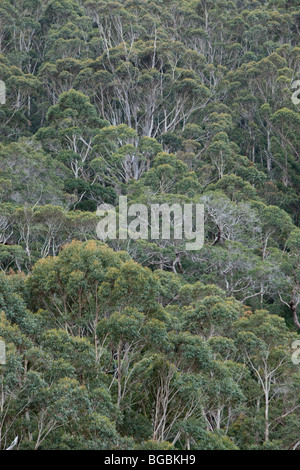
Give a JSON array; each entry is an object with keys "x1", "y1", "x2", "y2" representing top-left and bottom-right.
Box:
[{"x1": 0, "y1": 0, "x2": 299, "y2": 451}]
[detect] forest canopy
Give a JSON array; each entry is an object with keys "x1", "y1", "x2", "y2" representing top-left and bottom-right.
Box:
[{"x1": 0, "y1": 0, "x2": 299, "y2": 451}]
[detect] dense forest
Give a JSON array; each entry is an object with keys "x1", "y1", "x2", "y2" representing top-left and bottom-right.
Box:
[{"x1": 0, "y1": 0, "x2": 299, "y2": 451}]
